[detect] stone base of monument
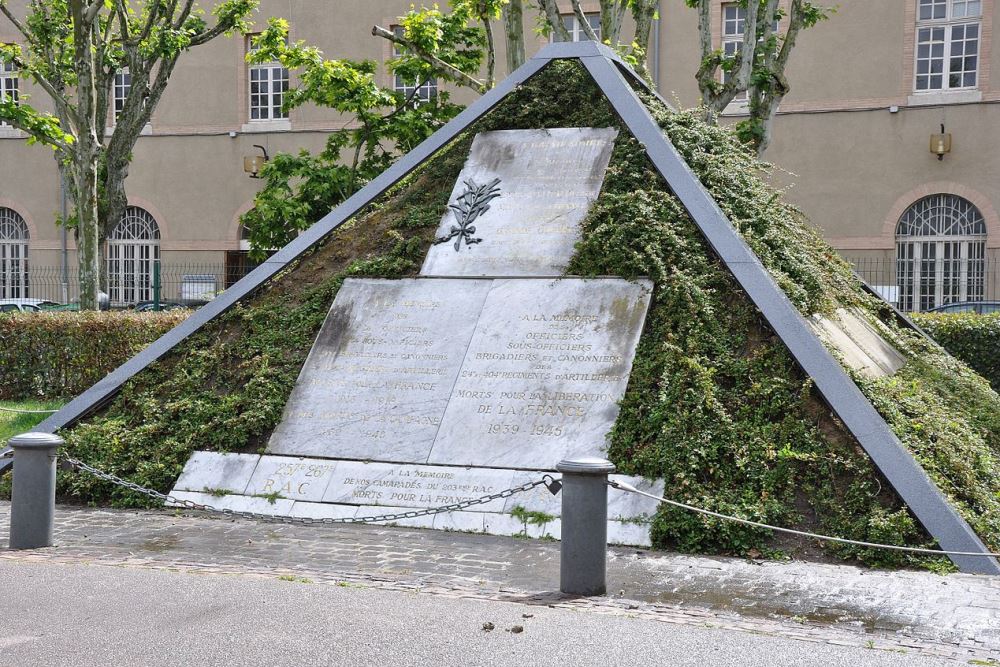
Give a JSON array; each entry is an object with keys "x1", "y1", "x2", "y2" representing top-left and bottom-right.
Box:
[{"x1": 169, "y1": 452, "x2": 663, "y2": 546}]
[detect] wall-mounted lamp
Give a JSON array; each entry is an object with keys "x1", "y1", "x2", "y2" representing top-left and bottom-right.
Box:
[
  {"x1": 930, "y1": 124, "x2": 952, "y2": 161},
  {"x1": 243, "y1": 144, "x2": 270, "y2": 178}
]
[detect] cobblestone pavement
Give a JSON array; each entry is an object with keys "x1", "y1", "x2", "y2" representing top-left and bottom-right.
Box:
[{"x1": 2, "y1": 501, "x2": 999, "y2": 663}]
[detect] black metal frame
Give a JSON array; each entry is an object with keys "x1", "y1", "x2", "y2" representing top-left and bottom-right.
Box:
[{"x1": 16, "y1": 41, "x2": 997, "y2": 573}]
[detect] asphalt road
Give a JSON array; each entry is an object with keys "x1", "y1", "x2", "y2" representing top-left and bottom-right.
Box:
[{"x1": 0, "y1": 560, "x2": 952, "y2": 667}]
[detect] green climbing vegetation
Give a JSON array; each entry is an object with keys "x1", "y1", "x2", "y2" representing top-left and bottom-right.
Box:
[
  {"x1": 47, "y1": 61, "x2": 1000, "y2": 571},
  {"x1": 913, "y1": 312, "x2": 1000, "y2": 392}
]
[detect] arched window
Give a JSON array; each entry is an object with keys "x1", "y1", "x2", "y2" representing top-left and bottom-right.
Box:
[
  {"x1": 107, "y1": 206, "x2": 160, "y2": 306},
  {"x1": 896, "y1": 194, "x2": 986, "y2": 311},
  {"x1": 0, "y1": 207, "x2": 29, "y2": 298}
]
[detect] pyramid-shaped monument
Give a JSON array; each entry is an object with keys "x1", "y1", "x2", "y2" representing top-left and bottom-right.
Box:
[{"x1": 28, "y1": 43, "x2": 1000, "y2": 574}]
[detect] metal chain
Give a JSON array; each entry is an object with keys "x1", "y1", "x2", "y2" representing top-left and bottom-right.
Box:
[
  {"x1": 609, "y1": 480, "x2": 1000, "y2": 559},
  {"x1": 0, "y1": 405, "x2": 60, "y2": 414},
  {"x1": 63, "y1": 455, "x2": 556, "y2": 525}
]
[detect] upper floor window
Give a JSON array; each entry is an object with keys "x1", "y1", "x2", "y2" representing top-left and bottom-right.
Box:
[
  {"x1": 248, "y1": 36, "x2": 289, "y2": 121},
  {"x1": 392, "y1": 26, "x2": 437, "y2": 105},
  {"x1": 0, "y1": 59, "x2": 18, "y2": 128},
  {"x1": 0, "y1": 207, "x2": 29, "y2": 298},
  {"x1": 896, "y1": 194, "x2": 986, "y2": 311},
  {"x1": 113, "y1": 69, "x2": 131, "y2": 121},
  {"x1": 915, "y1": 0, "x2": 981, "y2": 91},
  {"x1": 721, "y1": 4, "x2": 780, "y2": 89},
  {"x1": 722, "y1": 5, "x2": 746, "y2": 88},
  {"x1": 552, "y1": 13, "x2": 601, "y2": 42}
]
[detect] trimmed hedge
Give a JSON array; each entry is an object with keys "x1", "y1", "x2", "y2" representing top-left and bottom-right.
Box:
[
  {"x1": 0, "y1": 311, "x2": 189, "y2": 400},
  {"x1": 913, "y1": 312, "x2": 1000, "y2": 392}
]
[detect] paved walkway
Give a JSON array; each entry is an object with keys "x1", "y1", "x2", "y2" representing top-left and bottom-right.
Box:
[{"x1": 1, "y1": 501, "x2": 999, "y2": 663}]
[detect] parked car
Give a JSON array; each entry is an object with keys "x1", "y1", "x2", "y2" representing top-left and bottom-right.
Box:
[
  {"x1": 43, "y1": 292, "x2": 112, "y2": 312},
  {"x1": 926, "y1": 301, "x2": 1000, "y2": 315},
  {"x1": 0, "y1": 298, "x2": 66, "y2": 313},
  {"x1": 134, "y1": 300, "x2": 189, "y2": 312}
]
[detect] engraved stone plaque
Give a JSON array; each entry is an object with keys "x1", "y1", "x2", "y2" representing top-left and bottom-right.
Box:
[
  {"x1": 427, "y1": 278, "x2": 652, "y2": 468},
  {"x1": 420, "y1": 128, "x2": 618, "y2": 277},
  {"x1": 267, "y1": 278, "x2": 492, "y2": 461},
  {"x1": 244, "y1": 455, "x2": 339, "y2": 503},
  {"x1": 321, "y1": 461, "x2": 516, "y2": 512},
  {"x1": 173, "y1": 451, "x2": 259, "y2": 495}
]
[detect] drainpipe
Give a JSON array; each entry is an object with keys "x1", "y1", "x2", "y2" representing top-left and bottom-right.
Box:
[
  {"x1": 60, "y1": 171, "x2": 69, "y2": 303},
  {"x1": 651, "y1": 0, "x2": 661, "y2": 91}
]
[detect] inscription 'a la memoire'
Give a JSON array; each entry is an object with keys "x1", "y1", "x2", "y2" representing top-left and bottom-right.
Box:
[{"x1": 433, "y1": 177, "x2": 502, "y2": 252}]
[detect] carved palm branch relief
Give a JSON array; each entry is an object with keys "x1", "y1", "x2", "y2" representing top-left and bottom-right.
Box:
[{"x1": 434, "y1": 177, "x2": 503, "y2": 251}]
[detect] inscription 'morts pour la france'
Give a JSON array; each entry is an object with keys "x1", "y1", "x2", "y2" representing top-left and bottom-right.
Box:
[{"x1": 421, "y1": 127, "x2": 618, "y2": 277}]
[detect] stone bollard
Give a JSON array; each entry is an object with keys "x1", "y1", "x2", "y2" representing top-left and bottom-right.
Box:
[
  {"x1": 8, "y1": 432, "x2": 62, "y2": 550},
  {"x1": 556, "y1": 456, "x2": 615, "y2": 596}
]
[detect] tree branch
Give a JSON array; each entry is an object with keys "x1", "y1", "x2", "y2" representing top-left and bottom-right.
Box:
[
  {"x1": 502, "y1": 0, "x2": 525, "y2": 73},
  {"x1": 482, "y1": 16, "x2": 495, "y2": 90},
  {"x1": 734, "y1": 0, "x2": 759, "y2": 91},
  {"x1": 172, "y1": 0, "x2": 195, "y2": 31},
  {"x1": 1, "y1": 48, "x2": 79, "y2": 135},
  {"x1": 372, "y1": 24, "x2": 485, "y2": 92},
  {"x1": 113, "y1": 0, "x2": 131, "y2": 42},
  {"x1": 135, "y1": 0, "x2": 167, "y2": 44},
  {"x1": 570, "y1": 0, "x2": 599, "y2": 42},
  {"x1": 0, "y1": 2, "x2": 30, "y2": 41},
  {"x1": 84, "y1": 0, "x2": 105, "y2": 24},
  {"x1": 536, "y1": 0, "x2": 570, "y2": 41}
]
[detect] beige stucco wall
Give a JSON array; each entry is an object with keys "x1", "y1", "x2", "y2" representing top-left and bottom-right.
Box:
[{"x1": 2, "y1": 0, "x2": 1000, "y2": 306}]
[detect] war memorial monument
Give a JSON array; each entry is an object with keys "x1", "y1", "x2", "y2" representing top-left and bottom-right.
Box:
[
  {"x1": 169, "y1": 127, "x2": 665, "y2": 543},
  {"x1": 25, "y1": 44, "x2": 999, "y2": 573}
]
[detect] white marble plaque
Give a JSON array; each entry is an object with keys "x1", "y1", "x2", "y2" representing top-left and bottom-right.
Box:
[
  {"x1": 244, "y1": 455, "x2": 339, "y2": 503},
  {"x1": 421, "y1": 128, "x2": 618, "y2": 277},
  {"x1": 172, "y1": 451, "x2": 259, "y2": 494},
  {"x1": 321, "y1": 461, "x2": 515, "y2": 512},
  {"x1": 809, "y1": 307, "x2": 906, "y2": 379},
  {"x1": 267, "y1": 278, "x2": 492, "y2": 461},
  {"x1": 427, "y1": 278, "x2": 653, "y2": 468}
]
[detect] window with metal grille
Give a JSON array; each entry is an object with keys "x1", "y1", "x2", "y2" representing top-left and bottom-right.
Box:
[
  {"x1": 391, "y1": 26, "x2": 438, "y2": 105},
  {"x1": 896, "y1": 194, "x2": 986, "y2": 311},
  {"x1": 915, "y1": 0, "x2": 981, "y2": 91},
  {"x1": 107, "y1": 206, "x2": 160, "y2": 306},
  {"x1": 248, "y1": 36, "x2": 289, "y2": 121},
  {"x1": 0, "y1": 207, "x2": 28, "y2": 298},
  {"x1": 1, "y1": 59, "x2": 18, "y2": 127}
]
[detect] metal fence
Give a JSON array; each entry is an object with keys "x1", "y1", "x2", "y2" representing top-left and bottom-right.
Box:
[
  {"x1": 7, "y1": 256, "x2": 1000, "y2": 313},
  {"x1": 1, "y1": 262, "x2": 258, "y2": 309},
  {"x1": 849, "y1": 255, "x2": 1000, "y2": 313}
]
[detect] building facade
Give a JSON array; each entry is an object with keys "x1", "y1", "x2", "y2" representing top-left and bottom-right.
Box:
[{"x1": 0, "y1": 0, "x2": 997, "y2": 310}]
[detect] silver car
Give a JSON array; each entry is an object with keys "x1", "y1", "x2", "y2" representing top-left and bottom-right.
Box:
[{"x1": 0, "y1": 298, "x2": 59, "y2": 313}]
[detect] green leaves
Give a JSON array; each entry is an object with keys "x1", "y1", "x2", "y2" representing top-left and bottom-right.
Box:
[
  {"x1": 395, "y1": 1, "x2": 487, "y2": 82},
  {"x1": 240, "y1": 15, "x2": 463, "y2": 259},
  {"x1": 914, "y1": 312, "x2": 1000, "y2": 394},
  {"x1": 0, "y1": 311, "x2": 188, "y2": 400}
]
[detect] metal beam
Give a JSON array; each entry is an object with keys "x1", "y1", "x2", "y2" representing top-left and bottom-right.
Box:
[{"x1": 581, "y1": 54, "x2": 1000, "y2": 575}]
